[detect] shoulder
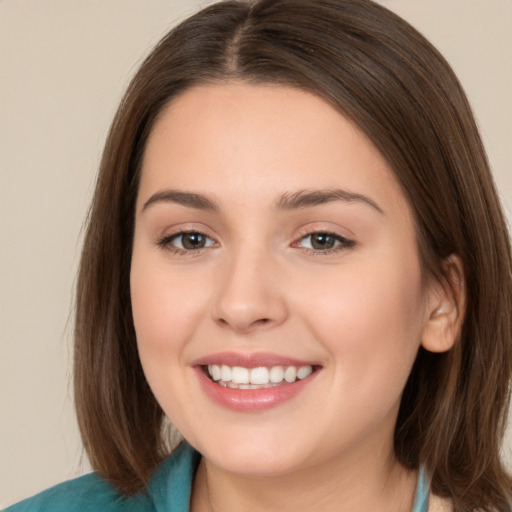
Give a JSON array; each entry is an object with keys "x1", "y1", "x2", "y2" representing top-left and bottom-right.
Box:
[
  {"x1": 4, "y1": 442, "x2": 200, "y2": 512},
  {"x1": 428, "y1": 493, "x2": 453, "y2": 512},
  {"x1": 4, "y1": 471, "x2": 153, "y2": 512}
]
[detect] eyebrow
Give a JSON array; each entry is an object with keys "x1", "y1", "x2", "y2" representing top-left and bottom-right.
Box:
[
  {"x1": 141, "y1": 188, "x2": 384, "y2": 215},
  {"x1": 142, "y1": 190, "x2": 220, "y2": 212},
  {"x1": 276, "y1": 188, "x2": 384, "y2": 214}
]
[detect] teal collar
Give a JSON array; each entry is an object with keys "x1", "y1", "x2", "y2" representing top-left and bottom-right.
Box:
[
  {"x1": 149, "y1": 443, "x2": 430, "y2": 512},
  {"x1": 412, "y1": 466, "x2": 429, "y2": 512}
]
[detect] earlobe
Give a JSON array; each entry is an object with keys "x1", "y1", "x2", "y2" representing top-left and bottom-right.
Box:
[{"x1": 421, "y1": 255, "x2": 466, "y2": 353}]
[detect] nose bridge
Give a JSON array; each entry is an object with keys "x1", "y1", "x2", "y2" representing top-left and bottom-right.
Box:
[{"x1": 213, "y1": 240, "x2": 288, "y2": 332}]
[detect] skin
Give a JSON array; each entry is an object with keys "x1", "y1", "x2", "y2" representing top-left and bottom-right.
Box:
[{"x1": 130, "y1": 83, "x2": 462, "y2": 512}]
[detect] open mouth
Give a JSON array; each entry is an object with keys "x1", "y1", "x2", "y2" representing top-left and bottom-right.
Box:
[{"x1": 203, "y1": 364, "x2": 320, "y2": 389}]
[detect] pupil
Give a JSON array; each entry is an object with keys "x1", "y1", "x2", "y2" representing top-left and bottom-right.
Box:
[
  {"x1": 182, "y1": 233, "x2": 205, "y2": 250},
  {"x1": 311, "y1": 234, "x2": 335, "y2": 250}
]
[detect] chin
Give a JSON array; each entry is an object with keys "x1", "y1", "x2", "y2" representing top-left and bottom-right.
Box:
[
  {"x1": 186, "y1": 425, "x2": 319, "y2": 477},
  {"x1": 211, "y1": 448, "x2": 305, "y2": 477}
]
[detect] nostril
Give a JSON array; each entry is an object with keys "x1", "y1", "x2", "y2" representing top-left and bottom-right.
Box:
[{"x1": 215, "y1": 315, "x2": 272, "y2": 330}]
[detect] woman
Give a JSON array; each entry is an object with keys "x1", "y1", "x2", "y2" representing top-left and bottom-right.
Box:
[{"x1": 7, "y1": 0, "x2": 511, "y2": 511}]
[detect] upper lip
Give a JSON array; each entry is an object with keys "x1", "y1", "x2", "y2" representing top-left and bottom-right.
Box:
[{"x1": 191, "y1": 351, "x2": 321, "y2": 368}]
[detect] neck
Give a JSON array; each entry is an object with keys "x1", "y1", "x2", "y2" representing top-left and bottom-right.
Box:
[{"x1": 190, "y1": 442, "x2": 418, "y2": 512}]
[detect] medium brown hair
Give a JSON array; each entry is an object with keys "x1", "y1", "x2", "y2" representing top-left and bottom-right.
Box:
[{"x1": 74, "y1": 0, "x2": 512, "y2": 509}]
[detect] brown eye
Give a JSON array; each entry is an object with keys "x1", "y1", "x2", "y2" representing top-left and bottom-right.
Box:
[
  {"x1": 180, "y1": 232, "x2": 208, "y2": 250},
  {"x1": 159, "y1": 231, "x2": 216, "y2": 251},
  {"x1": 310, "y1": 233, "x2": 337, "y2": 250},
  {"x1": 297, "y1": 232, "x2": 354, "y2": 253}
]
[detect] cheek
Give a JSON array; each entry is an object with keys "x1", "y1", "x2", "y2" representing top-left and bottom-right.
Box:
[
  {"x1": 299, "y1": 250, "x2": 425, "y2": 391},
  {"x1": 129, "y1": 251, "x2": 209, "y2": 426},
  {"x1": 130, "y1": 249, "x2": 207, "y2": 370}
]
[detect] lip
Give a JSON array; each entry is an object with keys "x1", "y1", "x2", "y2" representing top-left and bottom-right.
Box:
[
  {"x1": 192, "y1": 352, "x2": 321, "y2": 412},
  {"x1": 191, "y1": 351, "x2": 320, "y2": 368}
]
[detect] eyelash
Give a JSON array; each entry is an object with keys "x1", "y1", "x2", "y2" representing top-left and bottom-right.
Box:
[
  {"x1": 294, "y1": 230, "x2": 355, "y2": 256},
  {"x1": 156, "y1": 230, "x2": 217, "y2": 256},
  {"x1": 156, "y1": 230, "x2": 355, "y2": 256}
]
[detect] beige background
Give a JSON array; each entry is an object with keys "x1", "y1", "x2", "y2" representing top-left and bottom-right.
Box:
[{"x1": 1, "y1": 0, "x2": 511, "y2": 508}]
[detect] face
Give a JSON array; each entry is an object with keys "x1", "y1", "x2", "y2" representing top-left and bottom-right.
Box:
[{"x1": 131, "y1": 83, "x2": 434, "y2": 477}]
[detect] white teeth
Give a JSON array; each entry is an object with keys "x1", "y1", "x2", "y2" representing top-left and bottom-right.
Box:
[
  {"x1": 209, "y1": 364, "x2": 221, "y2": 381},
  {"x1": 206, "y1": 363, "x2": 315, "y2": 388},
  {"x1": 284, "y1": 366, "x2": 297, "y2": 383},
  {"x1": 269, "y1": 366, "x2": 284, "y2": 383},
  {"x1": 297, "y1": 365, "x2": 313, "y2": 379},
  {"x1": 221, "y1": 365, "x2": 231, "y2": 382},
  {"x1": 250, "y1": 367, "x2": 269, "y2": 384},
  {"x1": 231, "y1": 366, "x2": 249, "y2": 384}
]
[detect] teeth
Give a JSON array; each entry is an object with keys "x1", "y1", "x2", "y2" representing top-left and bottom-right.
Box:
[
  {"x1": 284, "y1": 366, "x2": 297, "y2": 383},
  {"x1": 221, "y1": 365, "x2": 231, "y2": 382},
  {"x1": 269, "y1": 366, "x2": 284, "y2": 383},
  {"x1": 207, "y1": 364, "x2": 314, "y2": 388},
  {"x1": 297, "y1": 365, "x2": 313, "y2": 379},
  {"x1": 231, "y1": 366, "x2": 249, "y2": 384},
  {"x1": 250, "y1": 366, "x2": 269, "y2": 384},
  {"x1": 210, "y1": 364, "x2": 221, "y2": 381}
]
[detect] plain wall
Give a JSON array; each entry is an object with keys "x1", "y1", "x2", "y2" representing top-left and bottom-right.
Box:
[{"x1": 1, "y1": 0, "x2": 511, "y2": 507}]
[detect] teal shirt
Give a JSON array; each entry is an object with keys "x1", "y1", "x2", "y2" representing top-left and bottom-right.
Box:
[{"x1": 6, "y1": 443, "x2": 429, "y2": 512}]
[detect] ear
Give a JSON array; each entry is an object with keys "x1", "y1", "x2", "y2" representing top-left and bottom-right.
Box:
[{"x1": 421, "y1": 255, "x2": 466, "y2": 353}]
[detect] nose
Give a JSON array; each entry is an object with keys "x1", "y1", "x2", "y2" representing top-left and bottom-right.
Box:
[{"x1": 212, "y1": 248, "x2": 288, "y2": 333}]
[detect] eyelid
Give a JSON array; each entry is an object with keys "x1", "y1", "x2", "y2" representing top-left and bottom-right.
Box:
[
  {"x1": 153, "y1": 225, "x2": 355, "y2": 256},
  {"x1": 156, "y1": 228, "x2": 218, "y2": 254},
  {"x1": 292, "y1": 228, "x2": 356, "y2": 255}
]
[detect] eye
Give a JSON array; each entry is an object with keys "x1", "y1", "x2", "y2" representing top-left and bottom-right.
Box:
[
  {"x1": 296, "y1": 232, "x2": 355, "y2": 253},
  {"x1": 158, "y1": 231, "x2": 217, "y2": 252}
]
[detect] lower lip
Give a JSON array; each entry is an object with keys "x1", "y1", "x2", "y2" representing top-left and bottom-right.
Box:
[{"x1": 194, "y1": 367, "x2": 319, "y2": 412}]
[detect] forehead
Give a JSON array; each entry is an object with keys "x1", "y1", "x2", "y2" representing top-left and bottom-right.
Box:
[{"x1": 138, "y1": 82, "x2": 409, "y2": 218}]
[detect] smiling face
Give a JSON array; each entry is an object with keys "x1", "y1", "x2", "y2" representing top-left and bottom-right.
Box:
[{"x1": 130, "y1": 83, "x2": 438, "y2": 478}]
